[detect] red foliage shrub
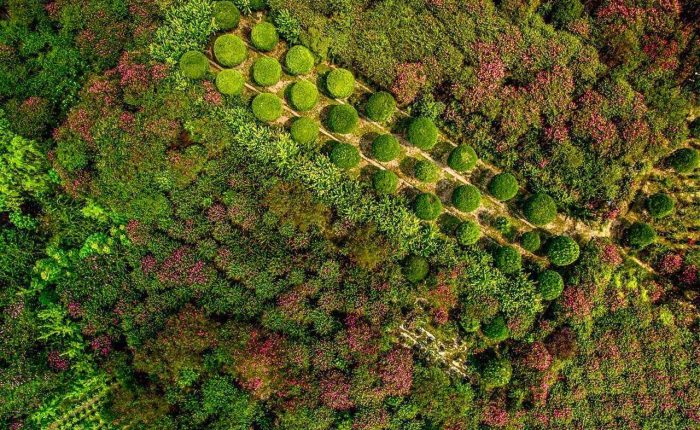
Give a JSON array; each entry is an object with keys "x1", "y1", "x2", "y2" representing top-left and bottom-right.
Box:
[{"x1": 391, "y1": 62, "x2": 427, "y2": 104}]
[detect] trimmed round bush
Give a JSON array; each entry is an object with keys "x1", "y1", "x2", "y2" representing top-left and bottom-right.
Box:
[
  {"x1": 414, "y1": 193, "x2": 443, "y2": 221},
  {"x1": 215, "y1": 69, "x2": 244, "y2": 96},
  {"x1": 252, "y1": 57, "x2": 282, "y2": 87},
  {"x1": 285, "y1": 45, "x2": 315, "y2": 75},
  {"x1": 403, "y1": 255, "x2": 429, "y2": 283},
  {"x1": 520, "y1": 230, "x2": 541, "y2": 252},
  {"x1": 447, "y1": 145, "x2": 477, "y2": 172},
  {"x1": 488, "y1": 172, "x2": 519, "y2": 201},
  {"x1": 538, "y1": 270, "x2": 564, "y2": 301},
  {"x1": 668, "y1": 148, "x2": 699, "y2": 173},
  {"x1": 371, "y1": 134, "x2": 400, "y2": 162},
  {"x1": 214, "y1": 34, "x2": 246, "y2": 67},
  {"x1": 523, "y1": 192, "x2": 557, "y2": 226},
  {"x1": 451, "y1": 185, "x2": 481, "y2": 213},
  {"x1": 288, "y1": 80, "x2": 319, "y2": 111},
  {"x1": 546, "y1": 235, "x2": 580, "y2": 266},
  {"x1": 179, "y1": 51, "x2": 209, "y2": 79},
  {"x1": 407, "y1": 117, "x2": 438, "y2": 150},
  {"x1": 414, "y1": 160, "x2": 439, "y2": 183},
  {"x1": 647, "y1": 192, "x2": 675, "y2": 219},
  {"x1": 482, "y1": 315, "x2": 509, "y2": 342},
  {"x1": 456, "y1": 220, "x2": 480, "y2": 246},
  {"x1": 329, "y1": 142, "x2": 360, "y2": 169},
  {"x1": 290, "y1": 117, "x2": 319, "y2": 145},
  {"x1": 365, "y1": 91, "x2": 396, "y2": 122},
  {"x1": 326, "y1": 68, "x2": 355, "y2": 98},
  {"x1": 326, "y1": 104, "x2": 359, "y2": 134},
  {"x1": 494, "y1": 246, "x2": 522, "y2": 274},
  {"x1": 213, "y1": 1, "x2": 240, "y2": 30},
  {"x1": 627, "y1": 222, "x2": 656, "y2": 248},
  {"x1": 251, "y1": 93, "x2": 282, "y2": 122},
  {"x1": 372, "y1": 170, "x2": 399, "y2": 194},
  {"x1": 481, "y1": 358, "x2": 512, "y2": 388},
  {"x1": 251, "y1": 22, "x2": 279, "y2": 52}
]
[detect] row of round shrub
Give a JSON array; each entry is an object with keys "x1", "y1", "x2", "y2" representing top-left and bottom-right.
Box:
[
  {"x1": 251, "y1": 22, "x2": 279, "y2": 52},
  {"x1": 546, "y1": 235, "x2": 579, "y2": 266},
  {"x1": 290, "y1": 117, "x2": 319, "y2": 145},
  {"x1": 371, "y1": 134, "x2": 400, "y2": 162},
  {"x1": 329, "y1": 142, "x2": 360, "y2": 169},
  {"x1": 252, "y1": 57, "x2": 281, "y2": 87},
  {"x1": 365, "y1": 91, "x2": 396, "y2": 122},
  {"x1": 414, "y1": 193, "x2": 442, "y2": 220},
  {"x1": 179, "y1": 51, "x2": 209, "y2": 79},
  {"x1": 326, "y1": 68, "x2": 355, "y2": 99},
  {"x1": 452, "y1": 184, "x2": 481, "y2": 213},
  {"x1": 288, "y1": 80, "x2": 318, "y2": 111},
  {"x1": 214, "y1": 34, "x2": 246, "y2": 67},
  {"x1": 488, "y1": 172, "x2": 518, "y2": 201},
  {"x1": 372, "y1": 170, "x2": 399, "y2": 194},
  {"x1": 284, "y1": 45, "x2": 314, "y2": 75},
  {"x1": 538, "y1": 270, "x2": 564, "y2": 300},
  {"x1": 215, "y1": 69, "x2": 244, "y2": 96},
  {"x1": 414, "y1": 160, "x2": 439, "y2": 183},
  {"x1": 408, "y1": 117, "x2": 438, "y2": 150},
  {"x1": 213, "y1": 1, "x2": 240, "y2": 30},
  {"x1": 646, "y1": 192, "x2": 674, "y2": 219},
  {"x1": 251, "y1": 93, "x2": 282, "y2": 123},
  {"x1": 667, "y1": 147, "x2": 698, "y2": 173},
  {"x1": 494, "y1": 245, "x2": 522, "y2": 274},
  {"x1": 523, "y1": 192, "x2": 557, "y2": 226},
  {"x1": 326, "y1": 104, "x2": 358, "y2": 134},
  {"x1": 627, "y1": 222, "x2": 656, "y2": 248},
  {"x1": 447, "y1": 145, "x2": 477, "y2": 172},
  {"x1": 456, "y1": 220, "x2": 480, "y2": 246}
]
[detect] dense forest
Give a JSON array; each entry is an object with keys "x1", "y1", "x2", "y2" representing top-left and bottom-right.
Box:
[{"x1": 1, "y1": 0, "x2": 698, "y2": 429}]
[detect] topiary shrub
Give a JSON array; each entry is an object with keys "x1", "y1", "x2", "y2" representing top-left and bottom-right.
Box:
[
  {"x1": 482, "y1": 315, "x2": 510, "y2": 342},
  {"x1": 329, "y1": 142, "x2": 360, "y2": 169},
  {"x1": 213, "y1": 34, "x2": 247, "y2": 67},
  {"x1": 550, "y1": 0, "x2": 584, "y2": 28},
  {"x1": 284, "y1": 45, "x2": 315, "y2": 75},
  {"x1": 546, "y1": 236, "x2": 580, "y2": 266},
  {"x1": 407, "y1": 117, "x2": 438, "y2": 150},
  {"x1": 647, "y1": 192, "x2": 675, "y2": 219},
  {"x1": 251, "y1": 93, "x2": 282, "y2": 122},
  {"x1": 494, "y1": 246, "x2": 522, "y2": 274},
  {"x1": 251, "y1": 22, "x2": 279, "y2": 52},
  {"x1": 447, "y1": 145, "x2": 477, "y2": 172},
  {"x1": 326, "y1": 68, "x2": 355, "y2": 98},
  {"x1": 215, "y1": 69, "x2": 244, "y2": 96},
  {"x1": 371, "y1": 134, "x2": 400, "y2": 162},
  {"x1": 326, "y1": 104, "x2": 359, "y2": 134},
  {"x1": 365, "y1": 91, "x2": 396, "y2": 122},
  {"x1": 372, "y1": 170, "x2": 399, "y2": 194},
  {"x1": 414, "y1": 160, "x2": 439, "y2": 183},
  {"x1": 538, "y1": 270, "x2": 564, "y2": 300},
  {"x1": 456, "y1": 220, "x2": 480, "y2": 246},
  {"x1": 627, "y1": 222, "x2": 656, "y2": 248},
  {"x1": 179, "y1": 51, "x2": 209, "y2": 79},
  {"x1": 481, "y1": 357, "x2": 512, "y2": 388},
  {"x1": 413, "y1": 193, "x2": 443, "y2": 220},
  {"x1": 520, "y1": 230, "x2": 541, "y2": 252},
  {"x1": 523, "y1": 192, "x2": 557, "y2": 226},
  {"x1": 288, "y1": 80, "x2": 319, "y2": 111},
  {"x1": 290, "y1": 116, "x2": 319, "y2": 145},
  {"x1": 213, "y1": 1, "x2": 240, "y2": 30},
  {"x1": 451, "y1": 184, "x2": 481, "y2": 212},
  {"x1": 252, "y1": 57, "x2": 282, "y2": 87},
  {"x1": 403, "y1": 255, "x2": 429, "y2": 283},
  {"x1": 488, "y1": 172, "x2": 519, "y2": 201},
  {"x1": 667, "y1": 148, "x2": 699, "y2": 173}
]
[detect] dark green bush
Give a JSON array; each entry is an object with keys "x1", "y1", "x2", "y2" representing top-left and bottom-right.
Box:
[
  {"x1": 326, "y1": 104, "x2": 359, "y2": 134},
  {"x1": 284, "y1": 45, "x2": 314, "y2": 75},
  {"x1": 482, "y1": 315, "x2": 510, "y2": 342},
  {"x1": 213, "y1": 1, "x2": 240, "y2": 30},
  {"x1": 481, "y1": 358, "x2": 512, "y2": 388},
  {"x1": 538, "y1": 270, "x2": 564, "y2": 300},
  {"x1": 365, "y1": 91, "x2": 396, "y2": 122},
  {"x1": 690, "y1": 118, "x2": 700, "y2": 138},
  {"x1": 447, "y1": 145, "x2": 477, "y2": 172},
  {"x1": 252, "y1": 57, "x2": 281, "y2": 87},
  {"x1": 667, "y1": 148, "x2": 699, "y2": 173},
  {"x1": 494, "y1": 245, "x2": 522, "y2": 274},
  {"x1": 551, "y1": 0, "x2": 584, "y2": 27},
  {"x1": 403, "y1": 255, "x2": 429, "y2": 283},
  {"x1": 371, "y1": 134, "x2": 401, "y2": 162},
  {"x1": 179, "y1": 51, "x2": 209, "y2": 79},
  {"x1": 215, "y1": 69, "x2": 244, "y2": 96},
  {"x1": 251, "y1": 22, "x2": 279, "y2": 52},
  {"x1": 520, "y1": 230, "x2": 541, "y2": 252},
  {"x1": 456, "y1": 220, "x2": 480, "y2": 246},
  {"x1": 329, "y1": 142, "x2": 360, "y2": 169},
  {"x1": 414, "y1": 160, "x2": 439, "y2": 183},
  {"x1": 372, "y1": 169, "x2": 399, "y2": 194},
  {"x1": 488, "y1": 172, "x2": 519, "y2": 201},
  {"x1": 407, "y1": 117, "x2": 438, "y2": 150},
  {"x1": 248, "y1": 0, "x2": 267, "y2": 11},
  {"x1": 451, "y1": 184, "x2": 481, "y2": 212},
  {"x1": 326, "y1": 68, "x2": 355, "y2": 98},
  {"x1": 290, "y1": 117, "x2": 319, "y2": 145},
  {"x1": 288, "y1": 80, "x2": 318, "y2": 111},
  {"x1": 214, "y1": 34, "x2": 246, "y2": 67},
  {"x1": 546, "y1": 235, "x2": 580, "y2": 266},
  {"x1": 251, "y1": 93, "x2": 282, "y2": 122},
  {"x1": 627, "y1": 222, "x2": 656, "y2": 248},
  {"x1": 646, "y1": 192, "x2": 674, "y2": 218},
  {"x1": 413, "y1": 193, "x2": 443, "y2": 220},
  {"x1": 523, "y1": 192, "x2": 557, "y2": 226}
]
